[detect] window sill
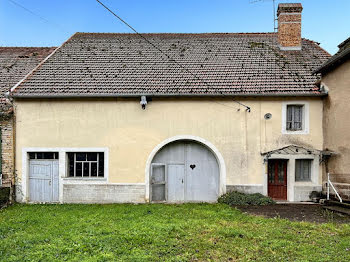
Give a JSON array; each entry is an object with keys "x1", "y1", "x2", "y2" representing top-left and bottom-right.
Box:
[
  {"x1": 282, "y1": 130, "x2": 309, "y2": 135},
  {"x1": 294, "y1": 181, "x2": 317, "y2": 186},
  {"x1": 63, "y1": 177, "x2": 106, "y2": 181}
]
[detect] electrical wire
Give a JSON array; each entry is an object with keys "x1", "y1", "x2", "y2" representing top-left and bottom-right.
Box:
[
  {"x1": 7, "y1": 0, "x2": 67, "y2": 33},
  {"x1": 96, "y1": 0, "x2": 251, "y2": 112}
]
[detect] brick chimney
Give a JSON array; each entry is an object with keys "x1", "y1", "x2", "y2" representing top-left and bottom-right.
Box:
[{"x1": 277, "y1": 3, "x2": 303, "y2": 50}]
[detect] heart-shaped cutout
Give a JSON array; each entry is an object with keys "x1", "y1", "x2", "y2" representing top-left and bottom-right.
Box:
[{"x1": 190, "y1": 164, "x2": 196, "y2": 170}]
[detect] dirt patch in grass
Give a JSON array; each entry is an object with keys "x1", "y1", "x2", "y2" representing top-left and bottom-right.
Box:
[{"x1": 236, "y1": 204, "x2": 350, "y2": 224}]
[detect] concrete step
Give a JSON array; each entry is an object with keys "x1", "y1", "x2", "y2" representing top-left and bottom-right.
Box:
[
  {"x1": 322, "y1": 205, "x2": 350, "y2": 216},
  {"x1": 324, "y1": 200, "x2": 350, "y2": 209}
]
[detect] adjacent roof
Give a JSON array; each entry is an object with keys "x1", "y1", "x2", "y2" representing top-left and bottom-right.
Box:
[
  {"x1": 314, "y1": 36, "x2": 350, "y2": 74},
  {"x1": 11, "y1": 32, "x2": 330, "y2": 98},
  {"x1": 0, "y1": 47, "x2": 56, "y2": 98}
]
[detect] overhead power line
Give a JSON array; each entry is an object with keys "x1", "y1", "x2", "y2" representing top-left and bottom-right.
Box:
[
  {"x1": 95, "y1": 0, "x2": 251, "y2": 112},
  {"x1": 7, "y1": 0, "x2": 67, "y2": 33}
]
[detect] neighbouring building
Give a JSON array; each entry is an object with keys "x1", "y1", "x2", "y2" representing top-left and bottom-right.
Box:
[
  {"x1": 314, "y1": 37, "x2": 350, "y2": 200},
  {"x1": 0, "y1": 47, "x2": 55, "y2": 189},
  {"x1": 10, "y1": 3, "x2": 332, "y2": 203}
]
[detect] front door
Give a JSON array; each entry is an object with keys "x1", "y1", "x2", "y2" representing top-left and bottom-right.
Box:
[
  {"x1": 29, "y1": 160, "x2": 59, "y2": 202},
  {"x1": 268, "y1": 159, "x2": 288, "y2": 200}
]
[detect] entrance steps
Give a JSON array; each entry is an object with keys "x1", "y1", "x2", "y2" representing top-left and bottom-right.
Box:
[{"x1": 322, "y1": 199, "x2": 350, "y2": 216}]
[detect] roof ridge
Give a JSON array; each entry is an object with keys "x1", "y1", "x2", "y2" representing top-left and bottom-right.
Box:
[{"x1": 74, "y1": 32, "x2": 277, "y2": 36}]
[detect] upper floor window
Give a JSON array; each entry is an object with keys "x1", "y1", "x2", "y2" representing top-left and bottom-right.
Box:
[
  {"x1": 67, "y1": 152, "x2": 104, "y2": 178},
  {"x1": 286, "y1": 105, "x2": 303, "y2": 131},
  {"x1": 282, "y1": 102, "x2": 309, "y2": 134}
]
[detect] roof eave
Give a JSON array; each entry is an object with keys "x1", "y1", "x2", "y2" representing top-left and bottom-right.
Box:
[
  {"x1": 313, "y1": 48, "x2": 350, "y2": 75},
  {"x1": 11, "y1": 92, "x2": 328, "y2": 99}
]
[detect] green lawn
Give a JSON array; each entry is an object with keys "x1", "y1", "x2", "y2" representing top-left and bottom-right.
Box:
[{"x1": 0, "y1": 204, "x2": 349, "y2": 261}]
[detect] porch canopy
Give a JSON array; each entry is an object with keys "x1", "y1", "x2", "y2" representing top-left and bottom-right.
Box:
[{"x1": 261, "y1": 145, "x2": 334, "y2": 162}]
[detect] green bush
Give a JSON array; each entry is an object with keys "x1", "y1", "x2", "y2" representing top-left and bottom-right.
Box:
[
  {"x1": 0, "y1": 187, "x2": 10, "y2": 205},
  {"x1": 218, "y1": 191, "x2": 275, "y2": 206}
]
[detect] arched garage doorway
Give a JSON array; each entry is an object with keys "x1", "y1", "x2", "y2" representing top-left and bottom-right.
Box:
[{"x1": 146, "y1": 136, "x2": 225, "y2": 203}]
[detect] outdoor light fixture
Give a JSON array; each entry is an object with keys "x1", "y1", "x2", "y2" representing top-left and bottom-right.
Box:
[
  {"x1": 264, "y1": 113, "x2": 272, "y2": 120},
  {"x1": 140, "y1": 95, "x2": 147, "y2": 110}
]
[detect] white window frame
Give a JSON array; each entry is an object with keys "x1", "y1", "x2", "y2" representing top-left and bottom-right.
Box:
[{"x1": 282, "y1": 101, "x2": 309, "y2": 134}]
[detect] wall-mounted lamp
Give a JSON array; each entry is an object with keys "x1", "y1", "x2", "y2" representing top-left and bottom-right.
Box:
[
  {"x1": 140, "y1": 95, "x2": 147, "y2": 110},
  {"x1": 264, "y1": 113, "x2": 272, "y2": 120}
]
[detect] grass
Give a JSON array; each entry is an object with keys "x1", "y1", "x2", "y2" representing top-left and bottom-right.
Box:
[{"x1": 0, "y1": 204, "x2": 349, "y2": 261}]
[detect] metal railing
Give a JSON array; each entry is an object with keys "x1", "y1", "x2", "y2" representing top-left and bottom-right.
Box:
[{"x1": 327, "y1": 173, "x2": 343, "y2": 203}]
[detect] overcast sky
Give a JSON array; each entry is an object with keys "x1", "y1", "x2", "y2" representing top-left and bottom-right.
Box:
[{"x1": 0, "y1": 0, "x2": 349, "y2": 54}]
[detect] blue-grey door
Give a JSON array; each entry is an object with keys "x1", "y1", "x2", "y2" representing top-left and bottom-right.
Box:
[
  {"x1": 167, "y1": 164, "x2": 185, "y2": 202},
  {"x1": 151, "y1": 140, "x2": 219, "y2": 202},
  {"x1": 29, "y1": 160, "x2": 59, "y2": 202}
]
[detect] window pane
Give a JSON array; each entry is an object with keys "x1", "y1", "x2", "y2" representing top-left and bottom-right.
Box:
[
  {"x1": 278, "y1": 162, "x2": 284, "y2": 183},
  {"x1": 98, "y1": 153, "x2": 104, "y2": 177},
  {"x1": 83, "y1": 162, "x2": 90, "y2": 177},
  {"x1": 66, "y1": 152, "x2": 104, "y2": 178},
  {"x1": 68, "y1": 153, "x2": 74, "y2": 177},
  {"x1": 287, "y1": 106, "x2": 293, "y2": 121},
  {"x1": 91, "y1": 163, "x2": 97, "y2": 177},
  {"x1": 43, "y1": 152, "x2": 54, "y2": 159},
  {"x1": 76, "y1": 153, "x2": 86, "y2": 161},
  {"x1": 268, "y1": 162, "x2": 274, "y2": 183},
  {"x1": 36, "y1": 152, "x2": 45, "y2": 159},
  {"x1": 287, "y1": 105, "x2": 303, "y2": 131},
  {"x1": 295, "y1": 160, "x2": 311, "y2": 181},
  {"x1": 54, "y1": 152, "x2": 59, "y2": 159},
  {"x1": 152, "y1": 165, "x2": 165, "y2": 183},
  {"x1": 87, "y1": 153, "x2": 97, "y2": 161},
  {"x1": 76, "y1": 162, "x2": 82, "y2": 177},
  {"x1": 29, "y1": 153, "x2": 36, "y2": 159}
]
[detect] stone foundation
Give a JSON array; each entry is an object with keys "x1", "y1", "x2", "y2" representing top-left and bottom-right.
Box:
[{"x1": 63, "y1": 184, "x2": 146, "y2": 203}]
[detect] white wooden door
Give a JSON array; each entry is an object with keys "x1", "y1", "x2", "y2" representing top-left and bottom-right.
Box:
[
  {"x1": 185, "y1": 143, "x2": 219, "y2": 202},
  {"x1": 167, "y1": 164, "x2": 185, "y2": 202},
  {"x1": 29, "y1": 160, "x2": 59, "y2": 202}
]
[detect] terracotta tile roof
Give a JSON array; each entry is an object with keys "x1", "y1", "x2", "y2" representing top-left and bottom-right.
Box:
[
  {"x1": 0, "y1": 47, "x2": 56, "y2": 99},
  {"x1": 11, "y1": 33, "x2": 330, "y2": 97}
]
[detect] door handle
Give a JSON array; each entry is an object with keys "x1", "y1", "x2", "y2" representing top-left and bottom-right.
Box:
[
  {"x1": 181, "y1": 179, "x2": 184, "y2": 184},
  {"x1": 49, "y1": 180, "x2": 51, "y2": 186}
]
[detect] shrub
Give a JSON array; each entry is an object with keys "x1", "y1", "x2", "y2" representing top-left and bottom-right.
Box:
[
  {"x1": 0, "y1": 187, "x2": 10, "y2": 206},
  {"x1": 218, "y1": 191, "x2": 275, "y2": 206}
]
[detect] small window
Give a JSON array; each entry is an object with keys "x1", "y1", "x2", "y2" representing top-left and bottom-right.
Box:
[
  {"x1": 286, "y1": 105, "x2": 303, "y2": 131},
  {"x1": 67, "y1": 152, "x2": 104, "y2": 178},
  {"x1": 29, "y1": 152, "x2": 58, "y2": 160},
  {"x1": 295, "y1": 159, "x2": 312, "y2": 181}
]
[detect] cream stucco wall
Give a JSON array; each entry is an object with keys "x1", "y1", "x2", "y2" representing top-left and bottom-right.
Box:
[
  {"x1": 322, "y1": 59, "x2": 350, "y2": 182},
  {"x1": 14, "y1": 97, "x2": 323, "y2": 190}
]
